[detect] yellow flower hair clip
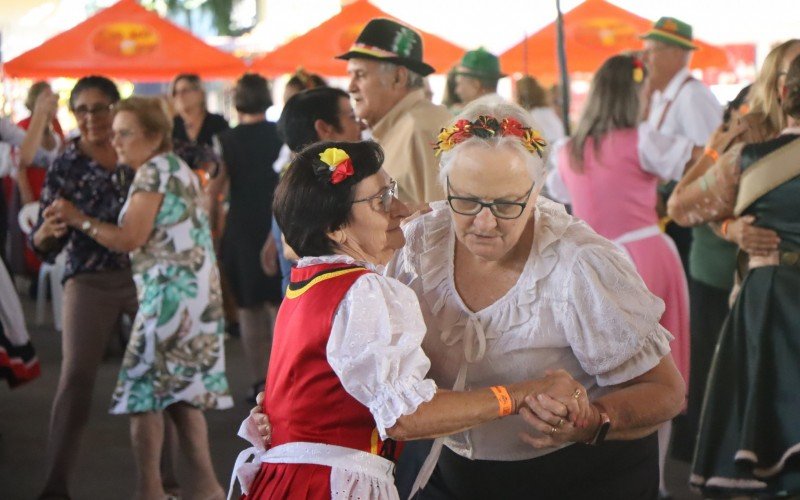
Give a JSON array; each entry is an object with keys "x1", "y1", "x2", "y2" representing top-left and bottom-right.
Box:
[
  {"x1": 632, "y1": 58, "x2": 645, "y2": 84},
  {"x1": 317, "y1": 147, "x2": 355, "y2": 184}
]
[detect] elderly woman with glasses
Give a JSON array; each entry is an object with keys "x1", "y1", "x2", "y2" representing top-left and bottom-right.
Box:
[
  {"x1": 47, "y1": 96, "x2": 232, "y2": 499},
  {"x1": 30, "y1": 76, "x2": 142, "y2": 499},
  {"x1": 230, "y1": 140, "x2": 590, "y2": 500},
  {"x1": 246, "y1": 100, "x2": 686, "y2": 499},
  {"x1": 388, "y1": 98, "x2": 685, "y2": 499}
]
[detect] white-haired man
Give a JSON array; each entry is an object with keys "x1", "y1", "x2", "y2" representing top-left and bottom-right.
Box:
[{"x1": 337, "y1": 18, "x2": 452, "y2": 206}]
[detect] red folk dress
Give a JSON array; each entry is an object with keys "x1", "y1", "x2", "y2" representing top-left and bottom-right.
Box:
[{"x1": 232, "y1": 255, "x2": 436, "y2": 499}]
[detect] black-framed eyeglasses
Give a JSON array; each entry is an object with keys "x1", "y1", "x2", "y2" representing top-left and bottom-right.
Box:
[
  {"x1": 446, "y1": 177, "x2": 535, "y2": 219},
  {"x1": 72, "y1": 104, "x2": 113, "y2": 119},
  {"x1": 352, "y1": 179, "x2": 397, "y2": 213}
]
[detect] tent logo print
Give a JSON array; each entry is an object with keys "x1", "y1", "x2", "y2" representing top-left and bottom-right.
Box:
[{"x1": 92, "y1": 22, "x2": 160, "y2": 58}]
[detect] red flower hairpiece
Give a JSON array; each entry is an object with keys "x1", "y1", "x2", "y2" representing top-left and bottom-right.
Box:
[
  {"x1": 318, "y1": 147, "x2": 354, "y2": 184},
  {"x1": 434, "y1": 115, "x2": 547, "y2": 158}
]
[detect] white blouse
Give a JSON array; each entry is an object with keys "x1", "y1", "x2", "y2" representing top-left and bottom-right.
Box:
[
  {"x1": 545, "y1": 122, "x2": 693, "y2": 204},
  {"x1": 386, "y1": 199, "x2": 673, "y2": 461},
  {"x1": 296, "y1": 254, "x2": 438, "y2": 439}
]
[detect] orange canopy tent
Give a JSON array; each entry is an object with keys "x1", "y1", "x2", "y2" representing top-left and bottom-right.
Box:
[
  {"x1": 250, "y1": 0, "x2": 464, "y2": 77},
  {"x1": 500, "y1": 0, "x2": 730, "y2": 82},
  {"x1": 3, "y1": 0, "x2": 246, "y2": 81}
]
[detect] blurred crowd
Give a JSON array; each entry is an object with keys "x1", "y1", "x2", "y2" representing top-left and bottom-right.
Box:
[{"x1": 1, "y1": 12, "x2": 799, "y2": 500}]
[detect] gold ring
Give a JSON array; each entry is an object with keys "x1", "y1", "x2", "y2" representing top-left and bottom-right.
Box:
[
  {"x1": 548, "y1": 426, "x2": 557, "y2": 435},
  {"x1": 557, "y1": 418, "x2": 565, "y2": 428},
  {"x1": 572, "y1": 389, "x2": 582, "y2": 400}
]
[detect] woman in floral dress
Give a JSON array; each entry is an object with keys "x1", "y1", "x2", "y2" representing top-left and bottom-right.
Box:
[{"x1": 49, "y1": 96, "x2": 231, "y2": 499}]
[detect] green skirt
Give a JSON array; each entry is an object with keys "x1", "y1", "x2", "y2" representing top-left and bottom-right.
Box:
[{"x1": 691, "y1": 265, "x2": 800, "y2": 497}]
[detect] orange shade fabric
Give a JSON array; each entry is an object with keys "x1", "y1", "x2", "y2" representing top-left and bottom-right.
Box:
[
  {"x1": 3, "y1": 0, "x2": 246, "y2": 81},
  {"x1": 250, "y1": 0, "x2": 464, "y2": 76},
  {"x1": 500, "y1": 0, "x2": 730, "y2": 82}
]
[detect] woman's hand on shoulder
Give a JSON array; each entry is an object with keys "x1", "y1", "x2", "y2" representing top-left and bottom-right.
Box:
[{"x1": 725, "y1": 215, "x2": 780, "y2": 256}]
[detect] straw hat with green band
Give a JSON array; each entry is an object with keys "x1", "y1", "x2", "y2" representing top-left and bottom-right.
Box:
[
  {"x1": 455, "y1": 47, "x2": 506, "y2": 80},
  {"x1": 640, "y1": 17, "x2": 698, "y2": 51},
  {"x1": 336, "y1": 18, "x2": 435, "y2": 76}
]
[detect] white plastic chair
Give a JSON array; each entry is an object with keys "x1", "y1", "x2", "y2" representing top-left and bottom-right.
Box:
[{"x1": 18, "y1": 202, "x2": 65, "y2": 331}]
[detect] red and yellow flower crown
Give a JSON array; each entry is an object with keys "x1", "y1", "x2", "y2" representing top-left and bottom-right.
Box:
[{"x1": 434, "y1": 115, "x2": 547, "y2": 158}]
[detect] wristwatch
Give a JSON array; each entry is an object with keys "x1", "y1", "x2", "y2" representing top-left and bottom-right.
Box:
[
  {"x1": 80, "y1": 219, "x2": 98, "y2": 237},
  {"x1": 586, "y1": 403, "x2": 611, "y2": 446}
]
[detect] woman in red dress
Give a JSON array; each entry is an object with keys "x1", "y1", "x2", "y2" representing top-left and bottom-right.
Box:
[{"x1": 230, "y1": 140, "x2": 592, "y2": 499}]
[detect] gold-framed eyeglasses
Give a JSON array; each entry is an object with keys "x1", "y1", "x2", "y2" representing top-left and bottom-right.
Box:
[
  {"x1": 446, "y1": 177, "x2": 535, "y2": 219},
  {"x1": 352, "y1": 179, "x2": 397, "y2": 213}
]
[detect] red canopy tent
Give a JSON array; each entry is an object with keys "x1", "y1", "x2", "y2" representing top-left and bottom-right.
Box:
[
  {"x1": 249, "y1": 0, "x2": 464, "y2": 77},
  {"x1": 3, "y1": 0, "x2": 246, "y2": 81},
  {"x1": 500, "y1": 0, "x2": 730, "y2": 83}
]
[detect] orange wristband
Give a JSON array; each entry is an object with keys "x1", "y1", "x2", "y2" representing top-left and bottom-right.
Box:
[
  {"x1": 704, "y1": 147, "x2": 719, "y2": 162},
  {"x1": 490, "y1": 386, "x2": 513, "y2": 417},
  {"x1": 721, "y1": 218, "x2": 734, "y2": 237}
]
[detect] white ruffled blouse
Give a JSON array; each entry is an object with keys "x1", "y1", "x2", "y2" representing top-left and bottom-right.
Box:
[
  {"x1": 298, "y1": 254, "x2": 438, "y2": 439},
  {"x1": 385, "y1": 198, "x2": 673, "y2": 461}
]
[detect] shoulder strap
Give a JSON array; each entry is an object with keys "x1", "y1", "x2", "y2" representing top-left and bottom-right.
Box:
[
  {"x1": 656, "y1": 76, "x2": 695, "y2": 131},
  {"x1": 734, "y1": 137, "x2": 800, "y2": 215}
]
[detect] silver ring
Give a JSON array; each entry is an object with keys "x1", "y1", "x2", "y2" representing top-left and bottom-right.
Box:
[{"x1": 548, "y1": 426, "x2": 557, "y2": 435}]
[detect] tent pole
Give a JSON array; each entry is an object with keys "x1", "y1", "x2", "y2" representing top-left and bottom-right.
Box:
[{"x1": 555, "y1": 0, "x2": 570, "y2": 135}]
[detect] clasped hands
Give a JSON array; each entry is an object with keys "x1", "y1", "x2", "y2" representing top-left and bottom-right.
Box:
[
  {"x1": 38, "y1": 198, "x2": 84, "y2": 240},
  {"x1": 247, "y1": 369, "x2": 602, "y2": 450},
  {"x1": 514, "y1": 369, "x2": 601, "y2": 449}
]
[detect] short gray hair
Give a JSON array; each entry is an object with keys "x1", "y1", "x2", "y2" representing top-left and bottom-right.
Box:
[
  {"x1": 437, "y1": 96, "x2": 549, "y2": 188},
  {"x1": 377, "y1": 61, "x2": 425, "y2": 90}
]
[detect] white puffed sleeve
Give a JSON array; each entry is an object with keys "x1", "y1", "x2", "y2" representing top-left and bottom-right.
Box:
[
  {"x1": 637, "y1": 121, "x2": 694, "y2": 182},
  {"x1": 560, "y1": 243, "x2": 673, "y2": 386},
  {"x1": 327, "y1": 273, "x2": 437, "y2": 439}
]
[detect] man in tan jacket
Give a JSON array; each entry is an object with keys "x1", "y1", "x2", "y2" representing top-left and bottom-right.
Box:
[{"x1": 337, "y1": 18, "x2": 452, "y2": 206}]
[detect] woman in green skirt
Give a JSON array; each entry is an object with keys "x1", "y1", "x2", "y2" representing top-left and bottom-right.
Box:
[{"x1": 668, "y1": 54, "x2": 800, "y2": 497}]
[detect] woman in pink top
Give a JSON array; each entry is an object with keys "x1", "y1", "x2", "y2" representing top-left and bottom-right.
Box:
[{"x1": 547, "y1": 54, "x2": 700, "y2": 499}]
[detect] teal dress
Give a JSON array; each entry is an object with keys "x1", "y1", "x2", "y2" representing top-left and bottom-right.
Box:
[
  {"x1": 691, "y1": 134, "x2": 800, "y2": 497},
  {"x1": 110, "y1": 153, "x2": 233, "y2": 414}
]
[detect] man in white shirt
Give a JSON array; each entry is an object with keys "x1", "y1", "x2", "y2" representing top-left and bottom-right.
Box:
[
  {"x1": 641, "y1": 17, "x2": 721, "y2": 144},
  {"x1": 336, "y1": 19, "x2": 452, "y2": 207},
  {"x1": 640, "y1": 15, "x2": 730, "y2": 493}
]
